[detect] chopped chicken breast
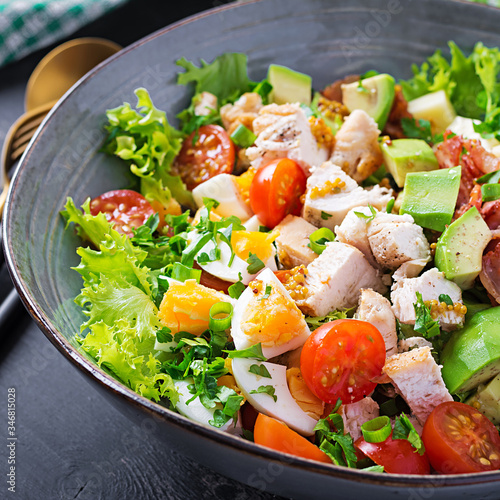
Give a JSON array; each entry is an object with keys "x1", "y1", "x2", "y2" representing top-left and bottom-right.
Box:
[
  {"x1": 356, "y1": 289, "x2": 398, "y2": 357},
  {"x1": 246, "y1": 103, "x2": 329, "y2": 174},
  {"x1": 220, "y1": 92, "x2": 263, "y2": 135},
  {"x1": 383, "y1": 346, "x2": 453, "y2": 425},
  {"x1": 302, "y1": 161, "x2": 392, "y2": 230},
  {"x1": 297, "y1": 241, "x2": 387, "y2": 317},
  {"x1": 335, "y1": 206, "x2": 377, "y2": 267},
  {"x1": 339, "y1": 397, "x2": 380, "y2": 441},
  {"x1": 391, "y1": 268, "x2": 465, "y2": 331},
  {"x1": 194, "y1": 91, "x2": 218, "y2": 117},
  {"x1": 275, "y1": 215, "x2": 318, "y2": 268},
  {"x1": 398, "y1": 336, "x2": 433, "y2": 353},
  {"x1": 330, "y1": 109, "x2": 384, "y2": 182},
  {"x1": 367, "y1": 213, "x2": 431, "y2": 270}
]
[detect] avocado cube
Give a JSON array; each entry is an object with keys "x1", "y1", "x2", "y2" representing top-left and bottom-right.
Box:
[
  {"x1": 381, "y1": 139, "x2": 439, "y2": 188},
  {"x1": 268, "y1": 64, "x2": 312, "y2": 106},
  {"x1": 466, "y1": 373, "x2": 500, "y2": 425},
  {"x1": 435, "y1": 207, "x2": 492, "y2": 290},
  {"x1": 441, "y1": 307, "x2": 500, "y2": 393},
  {"x1": 342, "y1": 73, "x2": 395, "y2": 130},
  {"x1": 400, "y1": 166, "x2": 461, "y2": 232}
]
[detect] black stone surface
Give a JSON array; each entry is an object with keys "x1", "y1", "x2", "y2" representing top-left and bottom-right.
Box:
[{"x1": 0, "y1": 1, "x2": 286, "y2": 498}]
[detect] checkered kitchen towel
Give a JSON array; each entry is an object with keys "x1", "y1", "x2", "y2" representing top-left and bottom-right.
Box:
[{"x1": 0, "y1": 0, "x2": 128, "y2": 67}]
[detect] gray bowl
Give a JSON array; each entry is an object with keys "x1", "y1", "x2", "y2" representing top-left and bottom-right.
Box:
[{"x1": 4, "y1": 0, "x2": 500, "y2": 498}]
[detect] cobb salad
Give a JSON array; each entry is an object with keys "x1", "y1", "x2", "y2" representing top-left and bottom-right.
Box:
[{"x1": 63, "y1": 42, "x2": 500, "y2": 476}]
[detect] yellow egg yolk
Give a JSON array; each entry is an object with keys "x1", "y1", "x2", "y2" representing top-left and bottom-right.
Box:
[
  {"x1": 158, "y1": 279, "x2": 230, "y2": 335},
  {"x1": 240, "y1": 280, "x2": 306, "y2": 347},
  {"x1": 231, "y1": 230, "x2": 278, "y2": 264}
]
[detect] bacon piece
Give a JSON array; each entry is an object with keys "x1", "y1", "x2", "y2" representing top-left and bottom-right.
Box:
[
  {"x1": 435, "y1": 133, "x2": 500, "y2": 211},
  {"x1": 480, "y1": 239, "x2": 500, "y2": 305},
  {"x1": 321, "y1": 74, "x2": 360, "y2": 103}
]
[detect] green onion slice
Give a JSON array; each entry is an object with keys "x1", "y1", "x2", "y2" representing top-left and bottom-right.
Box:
[
  {"x1": 477, "y1": 169, "x2": 500, "y2": 184},
  {"x1": 481, "y1": 183, "x2": 500, "y2": 202},
  {"x1": 361, "y1": 416, "x2": 392, "y2": 443},
  {"x1": 209, "y1": 302, "x2": 234, "y2": 331},
  {"x1": 308, "y1": 227, "x2": 335, "y2": 255},
  {"x1": 171, "y1": 262, "x2": 202, "y2": 283},
  {"x1": 230, "y1": 124, "x2": 257, "y2": 148}
]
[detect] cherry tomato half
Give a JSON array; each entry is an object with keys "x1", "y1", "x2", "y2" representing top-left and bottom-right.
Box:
[
  {"x1": 249, "y1": 158, "x2": 307, "y2": 229},
  {"x1": 254, "y1": 413, "x2": 331, "y2": 463},
  {"x1": 422, "y1": 401, "x2": 500, "y2": 474},
  {"x1": 174, "y1": 124, "x2": 235, "y2": 191},
  {"x1": 89, "y1": 189, "x2": 155, "y2": 237},
  {"x1": 355, "y1": 434, "x2": 430, "y2": 475},
  {"x1": 300, "y1": 319, "x2": 386, "y2": 404}
]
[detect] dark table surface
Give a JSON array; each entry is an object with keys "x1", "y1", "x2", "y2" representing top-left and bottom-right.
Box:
[{"x1": 0, "y1": 1, "x2": 285, "y2": 498}]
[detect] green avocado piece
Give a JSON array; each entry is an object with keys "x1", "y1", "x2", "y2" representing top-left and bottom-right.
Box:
[
  {"x1": 381, "y1": 139, "x2": 439, "y2": 188},
  {"x1": 267, "y1": 64, "x2": 312, "y2": 105},
  {"x1": 400, "y1": 166, "x2": 461, "y2": 232},
  {"x1": 435, "y1": 207, "x2": 492, "y2": 290},
  {"x1": 342, "y1": 74, "x2": 395, "y2": 130},
  {"x1": 466, "y1": 373, "x2": 500, "y2": 425},
  {"x1": 441, "y1": 307, "x2": 500, "y2": 393}
]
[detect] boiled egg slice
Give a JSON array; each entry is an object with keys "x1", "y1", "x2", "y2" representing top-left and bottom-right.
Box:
[
  {"x1": 232, "y1": 358, "x2": 318, "y2": 436},
  {"x1": 192, "y1": 173, "x2": 253, "y2": 222},
  {"x1": 174, "y1": 379, "x2": 234, "y2": 432},
  {"x1": 231, "y1": 268, "x2": 311, "y2": 358},
  {"x1": 158, "y1": 278, "x2": 234, "y2": 336},
  {"x1": 195, "y1": 230, "x2": 277, "y2": 284}
]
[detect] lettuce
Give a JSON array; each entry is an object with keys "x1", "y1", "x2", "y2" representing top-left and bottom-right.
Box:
[
  {"x1": 78, "y1": 320, "x2": 178, "y2": 404},
  {"x1": 176, "y1": 53, "x2": 253, "y2": 103},
  {"x1": 176, "y1": 53, "x2": 272, "y2": 133},
  {"x1": 103, "y1": 88, "x2": 194, "y2": 208},
  {"x1": 65, "y1": 197, "x2": 178, "y2": 404},
  {"x1": 401, "y1": 42, "x2": 500, "y2": 138}
]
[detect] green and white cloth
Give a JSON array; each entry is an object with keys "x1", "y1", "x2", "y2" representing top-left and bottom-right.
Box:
[{"x1": 0, "y1": 0, "x2": 128, "y2": 67}]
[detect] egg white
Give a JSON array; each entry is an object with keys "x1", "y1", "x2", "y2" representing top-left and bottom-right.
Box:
[
  {"x1": 196, "y1": 234, "x2": 276, "y2": 284},
  {"x1": 231, "y1": 268, "x2": 311, "y2": 358},
  {"x1": 232, "y1": 358, "x2": 318, "y2": 436},
  {"x1": 173, "y1": 379, "x2": 234, "y2": 432},
  {"x1": 192, "y1": 173, "x2": 253, "y2": 222}
]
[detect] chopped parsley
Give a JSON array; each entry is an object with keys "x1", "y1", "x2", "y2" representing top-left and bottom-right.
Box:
[
  {"x1": 246, "y1": 253, "x2": 265, "y2": 274},
  {"x1": 225, "y1": 343, "x2": 267, "y2": 361},
  {"x1": 354, "y1": 204, "x2": 377, "y2": 222},
  {"x1": 438, "y1": 294, "x2": 453, "y2": 306},
  {"x1": 258, "y1": 284, "x2": 272, "y2": 301},
  {"x1": 321, "y1": 211, "x2": 332, "y2": 220},
  {"x1": 249, "y1": 364, "x2": 272, "y2": 378},
  {"x1": 392, "y1": 413, "x2": 426, "y2": 455},
  {"x1": 413, "y1": 292, "x2": 441, "y2": 339},
  {"x1": 249, "y1": 385, "x2": 277, "y2": 402}
]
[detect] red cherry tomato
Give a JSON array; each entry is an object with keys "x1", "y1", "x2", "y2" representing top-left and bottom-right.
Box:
[
  {"x1": 249, "y1": 158, "x2": 307, "y2": 228},
  {"x1": 254, "y1": 414, "x2": 331, "y2": 463},
  {"x1": 422, "y1": 401, "x2": 500, "y2": 474},
  {"x1": 174, "y1": 124, "x2": 235, "y2": 190},
  {"x1": 300, "y1": 319, "x2": 386, "y2": 404},
  {"x1": 89, "y1": 189, "x2": 155, "y2": 237},
  {"x1": 355, "y1": 434, "x2": 430, "y2": 475}
]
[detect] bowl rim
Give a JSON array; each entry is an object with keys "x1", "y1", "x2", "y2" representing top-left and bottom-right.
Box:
[{"x1": 4, "y1": 0, "x2": 500, "y2": 490}]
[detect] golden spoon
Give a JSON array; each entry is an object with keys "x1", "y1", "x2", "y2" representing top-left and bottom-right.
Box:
[{"x1": 0, "y1": 37, "x2": 121, "y2": 217}]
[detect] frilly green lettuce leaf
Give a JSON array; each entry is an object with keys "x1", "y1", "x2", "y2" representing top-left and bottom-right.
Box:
[
  {"x1": 103, "y1": 88, "x2": 194, "y2": 208},
  {"x1": 77, "y1": 319, "x2": 178, "y2": 404},
  {"x1": 76, "y1": 274, "x2": 160, "y2": 341},
  {"x1": 176, "y1": 53, "x2": 252, "y2": 103}
]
